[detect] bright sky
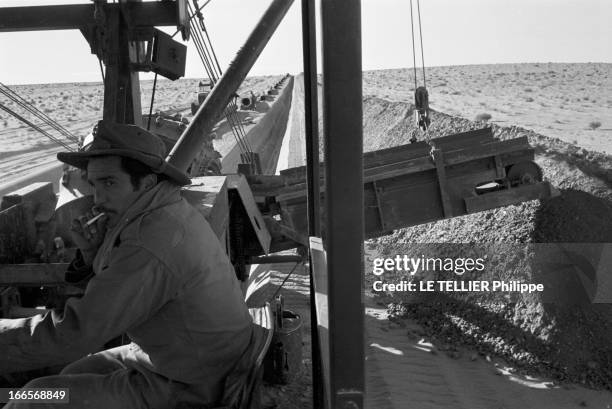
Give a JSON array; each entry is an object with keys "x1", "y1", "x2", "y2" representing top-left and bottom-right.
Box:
[{"x1": 0, "y1": 0, "x2": 611, "y2": 85}]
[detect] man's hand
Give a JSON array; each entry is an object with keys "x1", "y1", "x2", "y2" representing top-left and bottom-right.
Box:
[{"x1": 70, "y1": 208, "x2": 108, "y2": 266}]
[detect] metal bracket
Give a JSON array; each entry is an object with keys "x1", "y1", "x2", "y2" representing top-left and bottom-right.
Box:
[
  {"x1": 130, "y1": 28, "x2": 187, "y2": 80},
  {"x1": 227, "y1": 175, "x2": 271, "y2": 255},
  {"x1": 372, "y1": 180, "x2": 387, "y2": 230},
  {"x1": 431, "y1": 148, "x2": 453, "y2": 218},
  {"x1": 494, "y1": 154, "x2": 505, "y2": 179}
]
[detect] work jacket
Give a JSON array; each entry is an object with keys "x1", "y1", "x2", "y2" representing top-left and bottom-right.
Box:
[{"x1": 0, "y1": 181, "x2": 253, "y2": 389}]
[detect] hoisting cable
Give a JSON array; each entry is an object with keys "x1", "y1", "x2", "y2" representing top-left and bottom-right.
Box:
[
  {"x1": 146, "y1": 0, "x2": 253, "y2": 158},
  {"x1": 98, "y1": 57, "x2": 105, "y2": 84},
  {"x1": 187, "y1": 14, "x2": 252, "y2": 157},
  {"x1": 187, "y1": 1, "x2": 255, "y2": 162},
  {"x1": 0, "y1": 86, "x2": 77, "y2": 143},
  {"x1": 146, "y1": 1, "x2": 212, "y2": 116},
  {"x1": 188, "y1": 0, "x2": 254, "y2": 159},
  {"x1": 0, "y1": 82, "x2": 78, "y2": 143},
  {"x1": 416, "y1": 0, "x2": 427, "y2": 89},
  {"x1": 201, "y1": 20, "x2": 223, "y2": 75},
  {"x1": 147, "y1": 73, "x2": 158, "y2": 131},
  {"x1": 224, "y1": 104, "x2": 252, "y2": 159},
  {"x1": 0, "y1": 102, "x2": 75, "y2": 151},
  {"x1": 409, "y1": 0, "x2": 431, "y2": 133},
  {"x1": 409, "y1": 0, "x2": 418, "y2": 92},
  {"x1": 268, "y1": 261, "x2": 305, "y2": 303},
  {"x1": 158, "y1": 0, "x2": 254, "y2": 166}
]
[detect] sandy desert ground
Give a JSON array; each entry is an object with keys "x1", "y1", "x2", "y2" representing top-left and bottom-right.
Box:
[
  {"x1": 2, "y1": 63, "x2": 612, "y2": 408},
  {"x1": 0, "y1": 75, "x2": 283, "y2": 187},
  {"x1": 364, "y1": 63, "x2": 612, "y2": 154}
]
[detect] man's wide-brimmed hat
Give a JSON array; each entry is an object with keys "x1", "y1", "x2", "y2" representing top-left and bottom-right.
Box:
[{"x1": 57, "y1": 121, "x2": 191, "y2": 186}]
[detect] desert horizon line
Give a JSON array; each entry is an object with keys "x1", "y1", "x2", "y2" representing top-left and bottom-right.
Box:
[{"x1": 4, "y1": 61, "x2": 611, "y2": 87}]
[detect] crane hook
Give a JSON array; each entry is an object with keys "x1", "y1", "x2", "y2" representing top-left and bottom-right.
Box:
[{"x1": 414, "y1": 86, "x2": 430, "y2": 132}]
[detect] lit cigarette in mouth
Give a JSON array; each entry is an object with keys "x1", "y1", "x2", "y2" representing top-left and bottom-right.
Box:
[{"x1": 86, "y1": 212, "x2": 106, "y2": 226}]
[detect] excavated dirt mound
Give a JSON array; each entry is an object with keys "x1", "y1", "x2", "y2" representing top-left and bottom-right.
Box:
[{"x1": 362, "y1": 98, "x2": 612, "y2": 389}]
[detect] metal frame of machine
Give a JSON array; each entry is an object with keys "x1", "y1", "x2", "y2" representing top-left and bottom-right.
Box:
[{"x1": 0, "y1": 1, "x2": 558, "y2": 408}]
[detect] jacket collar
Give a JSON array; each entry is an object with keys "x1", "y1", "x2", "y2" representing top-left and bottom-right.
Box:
[
  {"x1": 94, "y1": 181, "x2": 182, "y2": 271},
  {"x1": 113, "y1": 180, "x2": 181, "y2": 231}
]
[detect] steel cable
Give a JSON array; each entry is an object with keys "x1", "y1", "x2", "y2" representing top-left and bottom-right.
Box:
[
  {"x1": 201, "y1": 23, "x2": 223, "y2": 75},
  {"x1": 191, "y1": 18, "x2": 251, "y2": 159},
  {"x1": 409, "y1": 0, "x2": 418, "y2": 90},
  {"x1": 0, "y1": 82, "x2": 78, "y2": 143},
  {"x1": 409, "y1": 0, "x2": 427, "y2": 89},
  {"x1": 188, "y1": 2, "x2": 255, "y2": 160},
  {"x1": 268, "y1": 261, "x2": 304, "y2": 303},
  {"x1": 147, "y1": 73, "x2": 158, "y2": 131},
  {"x1": 0, "y1": 102, "x2": 75, "y2": 151},
  {"x1": 416, "y1": 0, "x2": 427, "y2": 88},
  {"x1": 197, "y1": 28, "x2": 255, "y2": 155},
  {"x1": 187, "y1": 19, "x2": 251, "y2": 157},
  {"x1": 191, "y1": 26, "x2": 218, "y2": 81},
  {"x1": 0, "y1": 84, "x2": 77, "y2": 142},
  {"x1": 160, "y1": 0, "x2": 258, "y2": 166},
  {"x1": 98, "y1": 57, "x2": 105, "y2": 84}
]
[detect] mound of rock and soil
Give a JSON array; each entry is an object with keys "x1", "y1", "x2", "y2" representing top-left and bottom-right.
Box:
[{"x1": 360, "y1": 96, "x2": 612, "y2": 389}]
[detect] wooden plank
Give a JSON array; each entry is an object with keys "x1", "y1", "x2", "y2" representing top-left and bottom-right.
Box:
[
  {"x1": 432, "y1": 127, "x2": 494, "y2": 150},
  {"x1": 436, "y1": 127, "x2": 493, "y2": 142},
  {"x1": 363, "y1": 142, "x2": 431, "y2": 168},
  {"x1": 275, "y1": 177, "x2": 556, "y2": 242},
  {"x1": 276, "y1": 148, "x2": 534, "y2": 206},
  {"x1": 281, "y1": 129, "x2": 495, "y2": 183},
  {"x1": 362, "y1": 156, "x2": 434, "y2": 184},
  {"x1": 273, "y1": 137, "x2": 545, "y2": 243},
  {"x1": 279, "y1": 134, "x2": 525, "y2": 189},
  {"x1": 280, "y1": 143, "x2": 430, "y2": 184},
  {"x1": 464, "y1": 182, "x2": 554, "y2": 213},
  {"x1": 275, "y1": 147, "x2": 523, "y2": 203},
  {"x1": 0, "y1": 263, "x2": 69, "y2": 286},
  {"x1": 368, "y1": 174, "x2": 444, "y2": 236},
  {"x1": 364, "y1": 139, "x2": 530, "y2": 187},
  {"x1": 444, "y1": 137, "x2": 530, "y2": 165}
]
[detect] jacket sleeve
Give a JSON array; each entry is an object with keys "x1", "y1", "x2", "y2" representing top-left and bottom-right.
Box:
[{"x1": 0, "y1": 244, "x2": 180, "y2": 374}]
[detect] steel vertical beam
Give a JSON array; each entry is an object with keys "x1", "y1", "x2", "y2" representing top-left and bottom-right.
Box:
[
  {"x1": 320, "y1": 0, "x2": 364, "y2": 408},
  {"x1": 301, "y1": 0, "x2": 324, "y2": 407},
  {"x1": 302, "y1": 0, "x2": 321, "y2": 238},
  {"x1": 101, "y1": 7, "x2": 142, "y2": 125}
]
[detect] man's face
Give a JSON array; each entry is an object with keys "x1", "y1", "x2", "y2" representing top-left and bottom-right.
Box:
[{"x1": 87, "y1": 156, "x2": 148, "y2": 228}]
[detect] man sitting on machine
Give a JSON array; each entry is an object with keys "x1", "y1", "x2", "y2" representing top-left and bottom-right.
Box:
[{"x1": 0, "y1": 121, "x2": 254, "y2": 408}]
